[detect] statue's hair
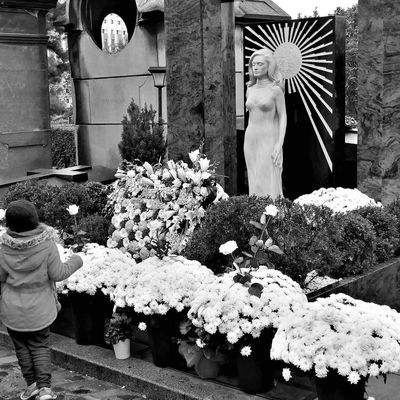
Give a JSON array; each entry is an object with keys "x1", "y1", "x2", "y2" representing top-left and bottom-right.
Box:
[{"x1": 247, "y1": 48, "x2": 282, "y2": 87}]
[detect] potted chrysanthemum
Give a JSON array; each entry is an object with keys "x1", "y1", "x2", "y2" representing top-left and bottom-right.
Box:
[
  {"x1": 110, "y1": 255, "x2": 215, "y2": 368},
  {"x1": 270, "y1": 293, "x2": 400, "y2": 400},
  {"x1": 56, "y1": 243, "x2": 137, "y2": 345},
  {"x1": 187, "y1": 265, "x2": 307, "y2": 393}
]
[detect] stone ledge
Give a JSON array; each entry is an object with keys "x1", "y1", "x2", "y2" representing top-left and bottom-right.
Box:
[{"x1": 0, "y1": 326, "x2": 269, "y2": 400}]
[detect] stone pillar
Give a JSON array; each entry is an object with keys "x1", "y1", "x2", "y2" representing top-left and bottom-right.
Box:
[
  {"x1": 357, "y1": 0, "x2": 400, "y2": 203},
  {"x1": 164, "y1": 0, "x2": 237, "y2": 194},
  {"x1": 0, "y1": 0, "x2": 56, "y2": 182}
]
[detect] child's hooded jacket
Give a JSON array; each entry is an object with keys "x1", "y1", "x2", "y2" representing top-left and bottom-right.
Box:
[{"x1": 0, "y1": 224, "x2": 82, "y2": 331}]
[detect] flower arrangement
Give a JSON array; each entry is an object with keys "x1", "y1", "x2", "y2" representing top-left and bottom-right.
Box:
[
  {"x1": 106, "y1": 149, "x2": 228, "y2": 261},
  {"x1": 56, "y1": 243, "x2": 137, "y2": 296},
  {"x1": 218, "y1": 204, "x2": 283, "y2": 297},
  {"x1": 294, "y1": 187, "x2": 382, "y2": 214},
  {"x1": 111, "y1": 255, "x2": 215, "y2": 315},
  {"x1": 104, "y1": 310, "x2": 133, "y2": 345},
  {"x1": 270, "y1": 293, "x2": 400, "y2": 385},
  {"x1": 186, "y1": 266, "x2": 307, "y2": 353}
]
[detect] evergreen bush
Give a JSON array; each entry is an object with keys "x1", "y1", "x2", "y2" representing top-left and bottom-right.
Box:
[
  {"x1": 118, "y1": 100, "x2": 166, "y2": 164},
  {"x1": 2, "y1": 180, "x2": 110, "y2": 237},
  {"x1": 385, "y1": 198, "x2": 400, "y2": 256},
  {"x1": 332, "y1": 212, "x2": 377, "y2": 278},
  {"x1": 50, "y1": 125, "x2": 77, "y2": 168},
  {"x1": 269, "y1": 203, "x2": 343, "y2": 284},
  {"x1": 353, "y1": 206, "x2": 400, "y2": 263},
  {"x1": 183, "y1": 195, "x2": 274, "y2": 274}
]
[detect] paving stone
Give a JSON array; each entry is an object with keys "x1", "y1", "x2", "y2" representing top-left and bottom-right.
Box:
[{"x1": 0, "y1": 356, "x2": 17, "y2": 365}]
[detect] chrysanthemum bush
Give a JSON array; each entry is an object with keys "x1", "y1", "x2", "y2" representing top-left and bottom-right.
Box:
[
  {"x1": 106, "y1": 150, "x2": 228, "y2": 261},
  {"x1": 270, "y1": 293, "x2": 400, "y2": 385},
  {"x1": 185, "y1": 188, "x2": 400, "y2": 285},
  {"x1": 56, "y1": 243, "x2": 137, "y2": 296},
  {"x1": 110, "y1": 255, "x2": 215, "y2": 315},
  {"x1": 186, "y1": 267, "x2": 307, "y2": 354},
  {"x1": 294, "y1": 187, "x2": 382, "y2": 214}
]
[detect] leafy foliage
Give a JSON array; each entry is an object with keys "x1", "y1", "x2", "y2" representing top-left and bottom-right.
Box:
[
  {"x1": 104, "y1": 311, "x2": 133, "y2": 345},
  {"x1": 352, "y1": 206, "x2": 400, "y2": 262},
  {"x1": 332, "y1": 212, "x2": 377, "y2": 278},
  {"x1": 183, "y1": 196, "x2": 274, "y2": 274},
  {"x1": 2, "y1": 180, "x2": 110, "y2": 242},
  {"x1": 50, "y1": 125, "x2": 77, "y2": 168},
  {"x1": 47, "y1": 1, "x2": 72, "y2": 121},
  {"x1": 386, "y1": 198, "x2": 400, "y2": 256},
  {"x1": 334, "y1": 4, "x2": 358, "y2": 119},
  {"x1": 269, "y1": 203, "x2": 344, "y2": 284},
  {"x1": 118, "y1": 100, "x2": 166, "y2": 164}
]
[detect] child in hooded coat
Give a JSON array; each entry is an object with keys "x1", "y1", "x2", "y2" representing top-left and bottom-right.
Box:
[{"x1": 0, "y1": 200, "x2": 83, "y2": 400}]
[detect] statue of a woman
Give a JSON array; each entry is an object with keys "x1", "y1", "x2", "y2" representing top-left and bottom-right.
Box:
[{"x1": 244, "y1": 48, "x2": 287, "y2": 199}]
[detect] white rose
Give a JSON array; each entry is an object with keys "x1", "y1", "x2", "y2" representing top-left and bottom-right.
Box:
[
  {"x1": 66, "y1": 204, "x2": 79, "y2": 216},
  {"x1": 219, "y1": 240, "x2": 238, "y2": 255},
  {"x1": 264, "y1": 204, "x2": 279, "y2": 217}
]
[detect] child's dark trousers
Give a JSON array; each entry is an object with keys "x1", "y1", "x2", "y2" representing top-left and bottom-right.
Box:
[{"x1": 7, "y1": 326, "x2": 52, "y2": 388}]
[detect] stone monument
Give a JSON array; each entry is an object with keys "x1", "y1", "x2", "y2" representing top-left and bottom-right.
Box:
[
  {"x1": 164, "y1": 0, "x2": 237, "y2": 194},
  {"x1": 0, "y1": 0, "x2": 57, "y2": 183},
  {"x1": 357, "y1": 0, "x2": 400, "y2": 204}
]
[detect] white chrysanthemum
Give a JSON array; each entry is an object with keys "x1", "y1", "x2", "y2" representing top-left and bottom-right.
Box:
[
  {"x1": 240, "y1": 346, "x2": 252, "y2": 357},
  {"x1": 188, "y1": 267, "x2": 307, "y2": 348},
  {"x1": 271, "y1": 293, "x2": 400, "y2": 383},
  {"x1": 138, "y1": 322, "x2": 147, "y2": 331},
  {"x1": 294, "y1": 187, "x2": 382, "y2": 214},
  {"x1": 282, "y1": 368, "x2": 292, "y2": 381}
]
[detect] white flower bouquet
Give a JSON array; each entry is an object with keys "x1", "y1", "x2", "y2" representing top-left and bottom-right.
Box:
[
  {"x1": 111, "y1": 255, "x2": 215, "y2": 315},
  {"x1": 107, "y1": 150, "x2": 228, "y2": 260},
  {"x1": 271, "y1": 293, "x2": 400, "y2": 385},
  {"x1": 187, "y1": 267, "x2": 307, "y2": 350},
  {"x1": 56, "y1": 243, "x2": 137, "y2": 296},
  {"x1": 294, "y1": 187, "x2": 382, "y2": 214}
]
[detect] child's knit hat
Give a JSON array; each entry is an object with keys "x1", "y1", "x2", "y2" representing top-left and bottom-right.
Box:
[{"x1": 5, "y1": 200, "x2": 39, "y2": 233}]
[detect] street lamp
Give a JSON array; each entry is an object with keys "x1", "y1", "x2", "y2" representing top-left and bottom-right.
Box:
[{"x1": 148, "y1": 66, "x2": 166, "y2": 124}]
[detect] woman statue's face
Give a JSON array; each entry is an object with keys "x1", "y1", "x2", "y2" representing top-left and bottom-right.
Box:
[{"x1": 251, "y1": 55, "x2": 269, "y2": 78}]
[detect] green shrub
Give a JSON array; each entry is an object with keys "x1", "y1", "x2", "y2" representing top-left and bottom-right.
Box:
[
  {"x1": 385, "y1": 198, "x2": 400, "y2": 256},
  {"x1": 332, "y1": 212, "x2": 377, "y2": 278},
  {"x1": 183, "y1": 195, "x2": 274, "y2": 274},
  {"x1": 269, "y1": 203, "x2": 343, "y2": 284},
  {"x1": 78, "y1": 213, "x2": 110, "y2": 246},
  {"x1": 118, "y1": 100, "x2": 166, "y2": 164},
  {"x1": 353, "y1": 206, "x2": 400, "y2": 262},
  {"x1": 2, "y1": 180, "x2": 110, "y2": 237},
  {"x1": 50, "y1": 125, "x2": 77, "y2": 168}
]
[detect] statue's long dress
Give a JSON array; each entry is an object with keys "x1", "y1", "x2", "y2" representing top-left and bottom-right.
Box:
[{"x1": 244, "y1": 85, "x2": 283, "y2": 199}]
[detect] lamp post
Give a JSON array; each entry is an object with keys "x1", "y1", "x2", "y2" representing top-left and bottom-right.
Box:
[{"x1": 148, "y1": 66, "x2": 166, "y2": 125}]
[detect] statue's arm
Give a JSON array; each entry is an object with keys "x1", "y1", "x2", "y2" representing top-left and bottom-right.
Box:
[
  {"x1": 271, "y1": 86, "x2": 287, "y2": 167},
  {"x1": 275, "y1": 86, "x2": 287, "y2": 148}
]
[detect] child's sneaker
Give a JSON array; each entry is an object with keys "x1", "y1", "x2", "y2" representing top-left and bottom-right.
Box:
[
  {"x1": 20, "y1": 382, "x2": 39, "y2": 400},
  {"x1": 35, "y1": 387, "x2": 57, "y2": 400}
]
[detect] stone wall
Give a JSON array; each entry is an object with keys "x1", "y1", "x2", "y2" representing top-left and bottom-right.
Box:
[
  {"x1": 0, "y1": 0, "x2": 56, "y2": 183},
  {"x1": 357, "y1": 0, "x2": 400, "y2": 203}
]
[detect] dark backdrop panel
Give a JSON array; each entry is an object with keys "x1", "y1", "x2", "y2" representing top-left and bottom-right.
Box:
[{"x1": 241, "y1": 16, "x2": 345, "y2": 200}]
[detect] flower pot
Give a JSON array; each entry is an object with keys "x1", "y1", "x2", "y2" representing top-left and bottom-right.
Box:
[
  {"x1": 113, "y1": 339, "x2": 131, "y2": 359},
  {"x1": 236, "y1": 329, "x2": 275, "y2": 394},
  {"x1": 69, "y1": 291, "x2": 112, "y2": 346},
  {"x1": 315, "y1": 371, "x2": 366, "y2": 400},
  {"x1": 194, "y1": 356, "x2": 221, "y2": 379},
  {"x1": 147, "y1": 312, "x2": 182, "y2": 368}
]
